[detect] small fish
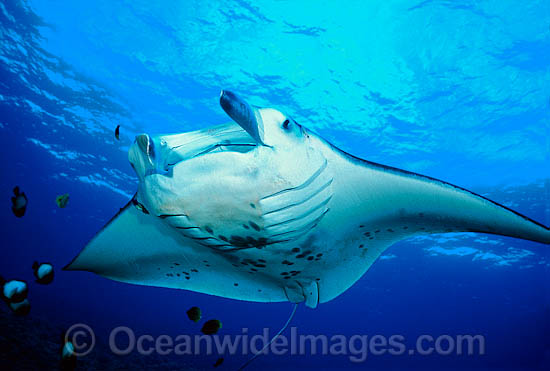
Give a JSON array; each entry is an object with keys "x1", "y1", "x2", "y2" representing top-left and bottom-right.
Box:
[
  {"x1": 11, "y1": 186, "x2": 27, "y2": 217},
  {"x1": 60, "y1": 331, "x2": 77, "y2": 371},
  {"x1": 201, "y1": 319, "x2": 222, "y2": 335},
  {"x1": 33, "y1": 261, "x2": 54, "y2": 284},
  {"x1": 2, "y1": 279, "x2": 28, "y2": 303},
  {"x1": 56, "y1": 193, "x2": 70, "y2": 208},
  {"x1": 115, "y1": 125, "x2": 120, "y2": 140},
  {"x1": 186, "y1": 306, "x2": 201, "y2": 323},
  {"x1": 0, "y1": 278, "x2": 30, "y2": 316},
  {"x1": 213, "y1": 357, "x2": 224, "y2": 368}
]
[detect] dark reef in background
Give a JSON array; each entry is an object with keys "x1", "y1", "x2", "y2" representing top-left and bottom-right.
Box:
[{"x1": 0, "y1": 306, "x2": 198, "y2": 370}]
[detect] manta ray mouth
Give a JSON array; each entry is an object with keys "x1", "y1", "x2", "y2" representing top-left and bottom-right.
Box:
[
  {"x1": 157, "y1": 124, "x2": 260, "y2": 171},
  {"x1": 171, "y1": 142, "x2": 256, "y2": 164},
  {"x1": 125, "y1": 125, "x2": 260, "y2": 180}
]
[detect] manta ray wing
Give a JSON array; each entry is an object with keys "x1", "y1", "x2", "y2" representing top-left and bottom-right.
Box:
[
  {"x1": 64, "y1": 199, "x2": 289, "y2": 303},
  {"x1": 298, "y1": 146, "x2": 550, "y2": 304}
]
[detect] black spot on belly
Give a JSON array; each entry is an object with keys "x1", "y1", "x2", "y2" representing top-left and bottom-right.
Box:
[
  {"x1": 375, "y1": 230, "x2": 380, "y2": 233},
  {"x1": 291, "y1": 248, "x2": 300, "y2": 253},
  {"x1": 258, "y1": 259, "x2": 266, "y2": 263},
  {"x1": 364, "y1": 232, "x2": 371, "y2": 237},
  {"x1": 387, "y1": 229, "x2": 394, "y2": 233},
  {"x1": 185, "y1": 276, "x2": 190, "y2": 280},
  {"x1": 249, "y1": 221, "x2": 261, "y2": 231},
  {"x1": 174, "y1": 263, "x2": 180, "y2": 266},
  {"x1": 234, "y1": 283, "x2": 239, "y2": 286},
  {"x1": 251, "y1": 268, "x2": 258, "y2": 272},
  {"x1": 205, "y1": 226, "x2": 213, "y2": 233},
  {"x1": 296, "y1": 249, "x2": 312, "y2": 259},
  {"x1": 255, "y1": 264, "x2": 266, "y2": 268},
  {"x1": 284, "y1": 276, "x2": 291, "y2": 279},
  {"x1": 243, "y1": 224, "x2": 250, "y2": 229},
  {"x1": 403, "y1": 226, "x2": 408, "y2": 230},
  {"x1": 281, "y1": 272, "x2": 289, "y2": 276},
  {"x1": 307, "y1": 256, "x2": 314, "y2": 261},
  {"x1": 205, "y1": 264, "x2": 211, "y2": 267},
  {"x1": 182, "y1": 271, "x2": 189, "y2": 275},
  {"x1": 250, "y1": 203, "x2": 256, "y2": 209},
  {"x1": 219, "y1": 235, "x2": 228, "y2": 242},
  {"x1": 191, "y1": 269, "x2": 198, "y2": 273},
  {"x1": 258, "y1": 289, "x2": 262, "y2": 292},
  {"x1": 228, "y1": 235, "x2": 270, "y2": 249},
  {"x1": 232, "y1": 235, "x2": 253, "y2": 247},
  {"x1": 359, "y1": 224, "x2": 364, "y2": 228},
  {"x1": 316, "y1": 253, "x2": 323, "y2": 257},
  {"x1": 176, "y1": 273, "x2": 180, "y2": 277},
  {"x1": 359, "y1": 244, "x2": 364, "y2": 248}
]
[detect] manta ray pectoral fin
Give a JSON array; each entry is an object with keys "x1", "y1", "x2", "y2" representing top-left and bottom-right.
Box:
[
  {"x1": 311, "y1": 160, "x2": 549, "y2": 305},
  {"x1": 350, "y1": 162, "x2": 550, "y2": 245},
  {"x1": 315, "y1": 237, "x2": 400, "y2": 305},
  {"x1": 220, "y1": 90, "x2": 266, "y2": 145},
  {"x1": 64, "y1": 199, "x2": 290, "y2": 304},
  {"x1": 63, "y1": 199, "x2": 164, "y2": 276},
  {"x1": 401, "y1": 175, "x2": 550, "y2": 245}
]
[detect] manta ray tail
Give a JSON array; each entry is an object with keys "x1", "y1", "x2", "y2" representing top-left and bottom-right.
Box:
[{"x1": 237, "y1": 304, "x2": 299, "y2": 370}]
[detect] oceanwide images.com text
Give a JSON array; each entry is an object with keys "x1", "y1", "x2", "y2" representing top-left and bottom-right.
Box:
[{"x1": 66, "y1": 323, "x2": 485, "y2": 363}]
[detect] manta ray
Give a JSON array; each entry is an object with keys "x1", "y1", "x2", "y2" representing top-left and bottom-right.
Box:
[{"x1": 65, "y1": 90, "x2": 550, "y2": 309}]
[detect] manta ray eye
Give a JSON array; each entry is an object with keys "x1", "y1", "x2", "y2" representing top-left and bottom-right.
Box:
[{"x1": 282, "y1": 119, "x2": 291, "y2": 130}]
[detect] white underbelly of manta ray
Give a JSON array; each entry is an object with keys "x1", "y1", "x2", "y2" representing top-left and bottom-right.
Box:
[{"x1": 65, "y1": 90, "x2": 550, "y2": 308}]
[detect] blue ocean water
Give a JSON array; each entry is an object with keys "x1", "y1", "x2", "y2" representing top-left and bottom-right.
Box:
[{"x1": 1, "y1": 0, "x2": 549, "y2": 369}]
